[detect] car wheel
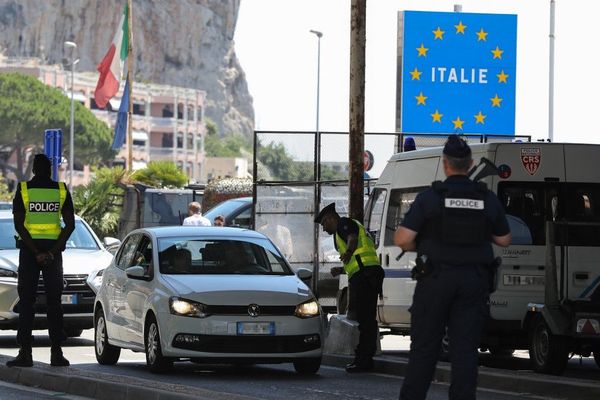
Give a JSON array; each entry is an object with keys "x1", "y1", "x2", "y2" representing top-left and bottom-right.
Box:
[
  {"x1": 145, "y1": 315, "x2": 173, "y2": 373},
  {"x1": 94, "y1": 309, "x2": 120, "y2": 365},
  {"x1": 64, "y1": 328, "x2": 83, "y2": 338},
  {"x1": 529, "y1": 315, "x2": 569, "y2": 375},
  {"x1": 293, "y1": 357, "x2": 321, "y2": 374}
]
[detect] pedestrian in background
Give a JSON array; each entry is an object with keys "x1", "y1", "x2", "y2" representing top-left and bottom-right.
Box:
[
  {"x1": 7, "y1": 154, "x2": 75, "y2": 367},
  {"x1": 315, "y1": 203, "x2": 384, "y2": 373},
  {"x1": 183, "y1": 201, "x2": 211, "y2": 226},
  {"x1": 213, "y1": 215, "x2": 225, "y2": 226},
  {"x1": 394, "y1": 135, "x2": 511, "y2": 400}
]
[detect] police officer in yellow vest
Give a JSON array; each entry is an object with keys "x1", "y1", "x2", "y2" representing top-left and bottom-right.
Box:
[
  {"x1": 6, "y1": 154, "x2": 75, "y2": 368},
  {"x1": 315, "y1": 203, "x2": 384, "y2": 372}
]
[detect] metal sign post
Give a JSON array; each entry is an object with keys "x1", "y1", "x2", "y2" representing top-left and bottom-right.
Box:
[{"x1": 44, "y1": 129, "x2": 63, "y2": 181}]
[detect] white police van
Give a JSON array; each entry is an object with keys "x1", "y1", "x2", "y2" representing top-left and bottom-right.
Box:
[{"x1": 339, "y1": 141, "x2": 600, "y2": 374}]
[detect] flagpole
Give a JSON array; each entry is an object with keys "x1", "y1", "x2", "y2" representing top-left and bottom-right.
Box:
[{"x1": 127, "y1": 0, "x2": 134, "y2": 171}]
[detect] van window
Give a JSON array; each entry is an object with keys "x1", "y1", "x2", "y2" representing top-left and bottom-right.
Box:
[
  {"x1": 498, "y1": 182, "x2": 600, "y2": 247},
  {"x1": 384, "y1": 189, "x2": 424, "y2": 246},
  {"x1": 365, "y1": 188, "x2": 387, "y2": 247}
]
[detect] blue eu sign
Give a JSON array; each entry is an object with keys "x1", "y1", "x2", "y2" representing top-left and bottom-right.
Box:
[{"x1": 400, "y1": 11, "x2": 517, "y2": 135}]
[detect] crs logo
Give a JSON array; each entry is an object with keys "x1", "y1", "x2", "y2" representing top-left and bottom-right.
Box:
[{"x1": 520, "y1": 147, "x2": 541, "y2": 175}]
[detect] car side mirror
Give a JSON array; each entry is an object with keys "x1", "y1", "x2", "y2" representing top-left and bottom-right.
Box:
[
  {"x1": 126, "y1": 265, "x2": 149, "y2": 280},
  {"x1": 103, "y1": 237, "x2": 121, "y2": 247},
  {"x1": 296, "y1": 268, "x2": 313, "y2": 281}
]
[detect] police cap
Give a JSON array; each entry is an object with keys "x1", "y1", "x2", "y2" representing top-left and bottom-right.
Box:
[
  {"x1": 314, "y1": 202, "x2": 337, "y2": 223},
  {"x1": 443, "y1": 134, "x2": 471, "y2": 158}
]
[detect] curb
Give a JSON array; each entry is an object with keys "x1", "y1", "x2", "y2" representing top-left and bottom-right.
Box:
[
  {"x1": 0, "y1": 355, "x2": 257, "y2": 400},
  {"x1": 323, "y1": 353, "x2": 600, "y2": 400}
]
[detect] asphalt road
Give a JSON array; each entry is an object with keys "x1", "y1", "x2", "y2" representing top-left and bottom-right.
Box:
[{"x1": 1, "y1": 329, "x2": 598, "y2": 399}]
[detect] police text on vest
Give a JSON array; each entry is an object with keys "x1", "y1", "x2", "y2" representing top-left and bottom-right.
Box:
[
  {"x1": 444, "y1": 198, "x2": 484, "y2": 210},
  {"x1": 29, "y1": 202, "x2": 60, "y2": 212}
]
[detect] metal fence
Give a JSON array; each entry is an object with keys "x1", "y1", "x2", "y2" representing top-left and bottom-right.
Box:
[{"x1": 252, "y1": 131, "x2": 530, "y2": 307}]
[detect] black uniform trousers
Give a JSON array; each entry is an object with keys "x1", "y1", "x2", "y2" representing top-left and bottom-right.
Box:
[
  {"x1": 349, "y1": 265, "x2": 384, "y2": 364},
  {"x1": 400, "y1": 265, "x2": 489, "y2": 400},
  {"x1": 17, "y1": 249, "x2": 65, "y2": 348}
]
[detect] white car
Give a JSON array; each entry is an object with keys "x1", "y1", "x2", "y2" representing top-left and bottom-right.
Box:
[
  {"x1": 93, "y1": 226, "x2": 324, "y2": 374},
  {"x1": 0, "y1": 211, "x2": 116, "y2": 336}
]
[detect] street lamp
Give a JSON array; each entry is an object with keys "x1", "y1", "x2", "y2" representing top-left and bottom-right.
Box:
[
  {"x1": 309, "y1": 30, "x2": 322, "y2": 135},
  {"x1": 64, "y1": 41, "x2": 78, "y2": 191}
]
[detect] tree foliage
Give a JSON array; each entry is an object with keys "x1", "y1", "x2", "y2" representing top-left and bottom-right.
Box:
[
  {"x1": 0, "y1": 73, "x2": 115, "y2": 181},
  {"x1": 72, "y1": 167, "x2": 128, "y2": 238},
  {"x1": 131, "y1": 161, "x2": 188, "y2": 188}
]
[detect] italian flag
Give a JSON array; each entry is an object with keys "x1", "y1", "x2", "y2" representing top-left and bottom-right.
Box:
[{"x1": 94, "y1": 5, "x2": 129, "y2": 109}]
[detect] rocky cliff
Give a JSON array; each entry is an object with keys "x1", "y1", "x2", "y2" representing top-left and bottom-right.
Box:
[{"x1": 0, "y1": 0, "x2": 254, "y2": 137}]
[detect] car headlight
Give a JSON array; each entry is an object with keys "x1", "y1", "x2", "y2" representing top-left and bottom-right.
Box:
[
  {"x1": 169, "y1": 297, "x2": 210, "y2": 318},
  {"x1": 295, "y1": 299, "x2": 320, "y2": 318},
  {"x1": 87, "y1": 268, "x2": 104, "y2": 294},
  {"x1": 0, "y1": 267, "x2": 17, "y2": 279}
]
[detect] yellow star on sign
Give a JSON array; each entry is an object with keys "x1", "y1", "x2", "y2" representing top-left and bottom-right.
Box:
[
  {"x1": 455, "y1": 21, "x2": 467, "y2": 34},
  {"x1": 452, "y1": 117, "x2": 465, "y2": 130},
  {"x1": 433, "y1": 27, "x2": 445, "y2": 40},
  {"x1": 491, "y1": 46, "x2": 504, "y2": 59},
  {"x1": 410, "y1": 67, "x2": 422, "y2": 80},
  {"x1": 490, "y1": 94, "x2": 503, "y2": 107},
  {"x1": 474, "y1": 111, "x2": 487, "y2": 124},
  {"x1": 476, "y1": 28, "x2": 488, "y2": 41},
  {"x1": 497, "y1": 70, "x2": 509, "y2": 83},
  {"x1": 415, "y1": 92, "x2": 428, "y2": 105},
  {"x1": 416, "y1": 43, "x2": 429, "y2": 57},
  {"x1": 431, "y1": 110, "x2": 443, "y2": 123}
]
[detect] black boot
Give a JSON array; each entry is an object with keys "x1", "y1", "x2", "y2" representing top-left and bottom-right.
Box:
[
  {"x1": 345, "y1": 356, "x2": 374, "y2": 373},
  {"x1": 6, "y1": 348, "x2": 33, "y2": 367},
  {"x1": 50, "y1": 346, "x2": 70, "y2": 367}
]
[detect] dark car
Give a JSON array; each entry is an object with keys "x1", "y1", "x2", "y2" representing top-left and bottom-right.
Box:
[{"x1": 203, "y1": 197, "x2": 252, "y2": 228}]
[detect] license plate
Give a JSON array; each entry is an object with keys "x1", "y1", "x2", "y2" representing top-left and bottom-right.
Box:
[
  {"x1": 236, "y1": 322, "x2": 275, "y2": 335},
  {"x1": 61, "y1": 294, "x2": 77, "y2": 305}
]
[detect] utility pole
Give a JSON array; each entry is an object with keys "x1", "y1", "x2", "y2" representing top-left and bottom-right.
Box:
[{"x1": 349, "y1": 0, "x2": 366, "y2": 222}]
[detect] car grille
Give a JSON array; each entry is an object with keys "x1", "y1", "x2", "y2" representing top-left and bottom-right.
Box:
[
  {"x1": 172, "y1": 334, "x2": 321, "y2": 353},
  {"x1": 13, "y1": 274, "x2": 95, "y2": 314},
  {"x1": 206, "y1": 305, "x2": 296, "y2": 316}
]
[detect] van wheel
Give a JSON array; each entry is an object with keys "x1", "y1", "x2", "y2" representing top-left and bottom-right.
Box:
[
  {"x1": 145, "y1": 315, "x2": 173, "y2": 373},
  {"x1": 94, "y1": 309, "x2": 120, "y2": 365},
  {"x1": 293, "y1": 357, "x2": 321, "y2": 374},
  {"x1": 529, "y1": 315, "x2": 569, "y2": 375},
  {"x1": 337, "y1": 288, "x2": 348, "y2": 315}
]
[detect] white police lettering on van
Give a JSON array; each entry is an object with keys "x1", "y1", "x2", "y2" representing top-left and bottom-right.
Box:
[
  {"x1": 444, "y1": 198, "x2": 484, "y2": 210},
  {"x1": 29, "y1": 202, "x2": 60, "y2": 212}
]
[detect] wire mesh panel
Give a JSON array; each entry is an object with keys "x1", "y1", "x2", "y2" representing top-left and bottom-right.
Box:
[{"x1": 255, "y1": 132, "x2": 315, "y2": 182}]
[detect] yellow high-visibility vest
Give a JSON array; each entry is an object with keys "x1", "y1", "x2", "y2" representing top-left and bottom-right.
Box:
[
  {"x1": 335, "y1": 219, "x2": 379, "y2": 278},
  {"x1": 21, "y1": 181, "x2": 66, "y2": 240}
]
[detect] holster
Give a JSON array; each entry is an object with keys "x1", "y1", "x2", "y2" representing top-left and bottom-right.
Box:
[{"x1": 411, "y1": 255, "x2": 433, "y2": 281}]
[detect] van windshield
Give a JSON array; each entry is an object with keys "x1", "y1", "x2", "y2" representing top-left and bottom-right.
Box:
[{"x1": 498, "y1": 182, "x2": 600, "y2": 246}]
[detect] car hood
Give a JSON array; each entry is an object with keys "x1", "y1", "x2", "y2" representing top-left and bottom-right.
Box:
[
  {"x1": 0, "y1": 248, "x2": 113, "y2": 275},
  {"x1": 161, "y1": 274, "x2": 313, "y2": 305}
]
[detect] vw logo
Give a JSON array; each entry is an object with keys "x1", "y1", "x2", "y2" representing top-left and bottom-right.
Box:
[
  {"x1": 63, "y1": 278, "x2": 69, "y2": 289},
  {"x1": 247, "y1": 304, "x2": 260, "y2": 318}
]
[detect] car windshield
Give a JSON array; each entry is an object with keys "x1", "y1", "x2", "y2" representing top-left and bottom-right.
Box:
[
  {"x1": 0, "y1": 219, "x2": 99, "y2": 250},
  {"x1": 157, "y1": 237, "x2": 292, "y2": 275}
]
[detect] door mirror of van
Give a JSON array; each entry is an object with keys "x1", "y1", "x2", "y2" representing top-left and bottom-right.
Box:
[
  {"x1": 296, "y1": 268, "x2": 313, "y2": 281},
  {"x1": 469, "y1": 157, "x2": 499, "y2": 182}
]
